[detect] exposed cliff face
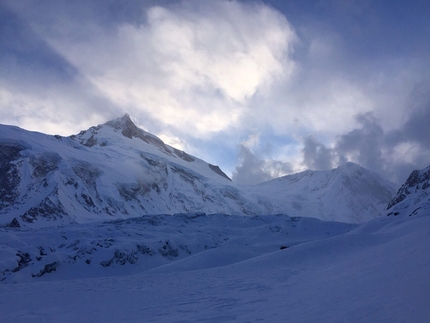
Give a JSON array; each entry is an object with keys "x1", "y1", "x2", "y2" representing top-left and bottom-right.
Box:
[
  {"x1": 387, "y1": 165, "x2": 430, "y2": 217},
  {"x1": 0, "y1": 143, "x2": 24, "y2": 209}
]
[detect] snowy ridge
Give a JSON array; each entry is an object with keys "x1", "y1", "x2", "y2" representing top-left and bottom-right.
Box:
[
  {"x1": 0, "y1": 115, "x2": 396, "y2": 226},
  {"x1": 248, "y1": 162, "x2": 396, "y2": 222},
  {"x1": 387, "y1": 165, "x2": 430, "y2": 218}
]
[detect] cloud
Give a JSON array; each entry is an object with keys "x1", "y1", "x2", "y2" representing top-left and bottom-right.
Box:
[
  {"x1": 387, "y1": 86, "x2": 430, "y2": 147},
  {"x1": 0, "y1": 3, "x2": 121, "y2": 134},
  {"x1": 302, "y1": 135, "x2": 333, "y2": 171},
  {"x1": 232, "y1": 145, "x2": 271, "y2": 185},
  {"x1": 232, "y1": 143, "x2": 293, "y2": 185},
  {"x1": 233, "y1": 102, "x2": 430, "y2": 185},
  {"x1": 297, "y1": 103, "x2": 430, "y2": 183},
  {"x1": 298, "y1": 113, "x2": 400, "y2": 181},
  {"x1": 21, "y1": 0, "x2": 296, "y2": 138},
  {"x1": 335, "y1": 113, "x2": 384, "y2": 171}
]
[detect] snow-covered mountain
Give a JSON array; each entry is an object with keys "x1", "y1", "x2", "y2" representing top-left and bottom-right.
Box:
[
  {"x1": 387, "y1": 165, "x2": 430, "y2": 218},
  {"x1": 0, "y1": 114, "x2": 395, "y2": 226},
  {"x1": 0, "y1": 114, "x2": 249, "y2": 227},
  {"x1": 246, "y1": 162, "x2": 396, "y2": 222}
]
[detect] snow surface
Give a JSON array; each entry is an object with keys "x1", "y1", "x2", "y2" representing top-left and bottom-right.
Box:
[{"x1": 1, "y1": 210, "x2": 430, "y2": 322}]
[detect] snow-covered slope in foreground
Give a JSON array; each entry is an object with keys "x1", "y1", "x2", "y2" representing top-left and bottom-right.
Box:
[{"x1": 1, "y1": 212, "x2": 429, "y2": 322}]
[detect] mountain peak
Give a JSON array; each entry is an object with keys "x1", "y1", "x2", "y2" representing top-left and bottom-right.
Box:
[
  {"x1": 119, "y1": 113, "x2": 134, "y2": 129},
  {"x1": 105, "y1": 113, "x2": 139, "y2": 138},
  {"x1": 122, "y1": 113, "x2": 132, "y2": 121},
  {"x1": 338, "y1": 161, "x2": 360, "y2": 168},
  {"x1": 74, "y1": 114, "x2": 231, "y2": 181},
  {"x1": 335, "y1": 162, "x2": 363, "y2": 173}
]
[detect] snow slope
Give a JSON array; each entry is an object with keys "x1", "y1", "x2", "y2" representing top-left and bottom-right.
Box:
[
  {"x1": 0, "y1": 115, "x2": 396, "y2": 225},
  {"x1": 246, "y1": 162, "x2": 396, "y2": 222},
  {"x1": 0, "y1": 213, "x2": 355, "y2": 283},
  {"x1": 1, "y1": 165, "x2": 429, "y2": 322},
  {"x1": 1, "y1": 212, "x2": 429, "y2": 322}
]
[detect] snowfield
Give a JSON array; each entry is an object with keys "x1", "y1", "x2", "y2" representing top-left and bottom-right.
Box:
[{"x1": 1, "y1": 210, "x2": 429, "y2": 322}]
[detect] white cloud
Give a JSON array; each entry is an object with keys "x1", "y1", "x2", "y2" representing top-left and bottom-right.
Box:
[
  {"x1": 232, "y1": 143, "x2": 294, "y2": 184},
  {"x1": 0, "y1": 81, "x2": 115, "y2": 136},
  {"x1": 40, "y1": 0, "x2": 296, "y2": 137}
]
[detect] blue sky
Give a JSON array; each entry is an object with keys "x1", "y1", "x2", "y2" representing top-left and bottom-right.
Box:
[{"x1": 1, "y1": 0, "x2": 429, "y2": 184}]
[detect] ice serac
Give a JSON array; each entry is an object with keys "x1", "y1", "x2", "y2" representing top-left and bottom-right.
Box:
[
  {"x1": 387, "y1": 165, "x2": 430, "y2": 217},
  {"x1": 251, "y1": 162, "x2": 397, "y2": 223}
]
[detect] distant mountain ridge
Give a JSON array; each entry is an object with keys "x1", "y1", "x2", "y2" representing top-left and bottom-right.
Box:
[
  {"x1": 0, "y1": 114, "x2": 397, "y2": 226},
  {"x1": 250, "y1": 162, "x2": 397, "y2": 222}
]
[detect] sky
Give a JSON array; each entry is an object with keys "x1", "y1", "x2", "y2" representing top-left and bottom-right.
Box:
[{"x1": 1, "y1": 0, "x2": 429, "y2": 185}]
